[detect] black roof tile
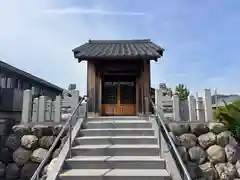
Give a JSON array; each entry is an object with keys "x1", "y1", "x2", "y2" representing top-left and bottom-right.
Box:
[
  {"x1": 0, "y1": 60, "x2": 63, "y2": 92},
  {"x1": 72, "y1": 39, "x2": 164, "y2": 61}
]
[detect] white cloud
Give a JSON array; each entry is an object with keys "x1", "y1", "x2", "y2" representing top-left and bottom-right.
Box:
[{"x1": 45, "y1": 6, "x2": 146, "y2": 16}]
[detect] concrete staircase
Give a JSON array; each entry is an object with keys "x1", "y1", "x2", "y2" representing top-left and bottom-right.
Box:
[{"x1": 57, "y1": 116, "x2": 171, "y2": 180}]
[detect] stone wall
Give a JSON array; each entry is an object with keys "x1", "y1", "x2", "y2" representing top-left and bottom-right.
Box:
[
  {"x1": 167, "y1": 122, "x2": 240, "y2": 180},
  {"x1": 0, "y1": 118, "x2": 16, "y2": 151},
  {"x1": 0, "y1": 124, "x2": 68, "y2": 180}
]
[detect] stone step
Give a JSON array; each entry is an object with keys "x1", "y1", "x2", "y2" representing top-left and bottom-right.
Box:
[
  {"x1": 74, "y1": 136, "x2": 157, "y2": 145},
  {"x1": 79, "y1": 128, "x2": 154, "y2": 136},
  {"x1": 58, "y1": 169, "x2": 171, "y2": 180},
  {"x1": 71, "y1": 144, "x2": 160, "y2": 156},
  {"x1": 83, "y1": 120, "x2": 152, "y2": 129},
  {"x1": 87, "y1": 116, "x2": 149, "y2": 121},
  {"x1": 63, "y1": 156, "x2": 166, "y2": 169}
]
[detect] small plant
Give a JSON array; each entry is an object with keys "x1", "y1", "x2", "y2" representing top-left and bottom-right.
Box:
[
  {"x1": 174, "y1": 84, "x2": 190, "y2": 101},
  {"x1": 214, "y1": 100, "x2": 240, "y2": 141}
]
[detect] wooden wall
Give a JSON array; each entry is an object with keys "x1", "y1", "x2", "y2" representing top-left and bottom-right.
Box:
[
  {"x1": 143, "y1": 60, "x2": 151, "y2": 114},
  {"x1": 136, "y1": 60, "x2": 151, "y2": 115},
  {"x1": 87, "y1": 61, "x2": 102, "y2": 116},
  {"x1": 95, "y1": 70, "x2": 101, "y2": 115},
  {"x1": 87, "y1": 61, "x2": 96, "y2": 114}
]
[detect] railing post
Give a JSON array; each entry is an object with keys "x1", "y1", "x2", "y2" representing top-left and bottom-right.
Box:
[
  {"x1": 21, "y1": 89, "x2": 32, "y2": 124},
  {"x1": 203, "y1": 89, "x2": 213, "y2": 122}
]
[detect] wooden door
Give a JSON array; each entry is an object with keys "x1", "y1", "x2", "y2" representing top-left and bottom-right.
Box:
[
  {"x1": 102, "y1": 82, "x2": 136, "y2": 116},
  {"x1": 101, "y1": 82, "x2": 117, "y2": 116},
  {"x1": 115, "y1": 82, "x2": 136, "y2": 115}
]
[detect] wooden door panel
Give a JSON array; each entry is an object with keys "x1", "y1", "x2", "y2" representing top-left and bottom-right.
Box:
[
  {"x1": 102, "y1": 104, "x2": 116, "y2": 116},
  {"x1": 102, "y1": 104, "x2": 135, "y2": 115},
  {"x1": 115, "y1": 104, "x2": 136, "y2": 115},
  {"x1": 101, "y1": 80, "x2": 136, "y2": 116}
]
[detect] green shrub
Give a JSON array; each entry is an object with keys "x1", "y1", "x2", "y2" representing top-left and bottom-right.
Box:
[{"x1": 213, "y1": 100, "x2": 240, "y2": 140}]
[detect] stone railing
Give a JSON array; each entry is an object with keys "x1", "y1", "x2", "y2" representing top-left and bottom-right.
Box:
[
  {"x1": 21, "y1": 89, "x2": 84, "y2": 124},
  {"x1": 167, "y1": 122, "x2": 240, "y2": 180},
  {"x1": 155, "y1": 88, "x2": 213, "y2": 122}
]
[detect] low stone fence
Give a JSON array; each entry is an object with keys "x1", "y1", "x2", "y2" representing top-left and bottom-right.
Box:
[
  {"x1": 21, "y1": 89, "x2": 81, "y2": 124},
  {"x1": 0, "y1": 123, "x2": 68, "y2": 180},
  {"x1": 167, "y1": 122, "x2": 240, "y2": 180},
  {"x1": 155, "y1": 87, "x2": 213, "y2": 122}
]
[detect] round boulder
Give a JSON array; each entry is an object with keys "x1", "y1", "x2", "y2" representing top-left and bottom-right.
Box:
[
  {"x1": 31, "y1": 148, "x2": 48, "y2": 163},
  {"x1": 31, "y1": 125, "x2": 52, "y2": 138},
  {"x1": 0, "y1": 148, "x2": 13, "y2": 164},
  {"x1": 217, "y1": 131, "x2": 238, "y2": 147},
  {"x1": 20, "y1": 162, "x2": 39, "y2": 180},
  {"x1": 188, "y1": 146, "x2": 207, "y2": 165},
  {"x1": 168, "y1": 123, "x2": 190, "y2": 136},
  {"x1": 179, "y1": 133, "x2": 197, "y2": 149},
  {"x1": 186, "y1": 161, "x2": 201, "y2": 179},
  {"x1": 225, "y1": 144, "x2": 240, "y2": 164},
  {"x1": 191, "y1": 124, "x2": 209, "y2": 136},
  {"x1": 215, "y1": 162, "x2": 237, "y2": 180},
  {"x1": 207, "y1": 145, "x2": 226, "y2": 164},
  {"x1": 39, "y1": 136, "x2": 56, "y2": 149},
  {"x1": 5, "y1": 134, "x2": 21, "y2": 150},
  {"x1": 198, "y1": 132, "x2": 216, "y2": 149},
  {"x1": 12, "y1": 124, "x2": 31, "y2": 137},
  {"x1": 5, "y1": 163, "x2": 21, "y2": 179},
  {"x1": 199, "y1": 162, "x2": 217, "y2": 180},
  {"x1": 52, "y1": 125, "x2": 67, "y2": 137},
  {"x1": 177, "y1": 146, "x2": 188, "y2": 162},
  {"x1": 13, "y1": 147, "x2": 32, "y2": 166},
  {"x1": 209, "y1": 123, "x2": 227, "y2": 134},
  {"x1": 21, "y1": 135, "x2": 38, "y2": 149}
]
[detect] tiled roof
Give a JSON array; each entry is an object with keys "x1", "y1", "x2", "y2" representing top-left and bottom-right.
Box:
[
  {"x1": 0, "y1": 60, "x2": 63, "y2": 92},
  {"x1": 72, "y1": 39, "x2": 164, "y2": 61}
]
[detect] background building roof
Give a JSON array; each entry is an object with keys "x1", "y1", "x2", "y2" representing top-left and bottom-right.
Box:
[{"x1": 0, "y1": 60, "x2": 63, "y2": 92}]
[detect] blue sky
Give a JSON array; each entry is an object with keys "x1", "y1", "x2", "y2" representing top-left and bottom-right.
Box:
[{"x1": 0, "y1": 0, "x2": 240, "y2": 96}]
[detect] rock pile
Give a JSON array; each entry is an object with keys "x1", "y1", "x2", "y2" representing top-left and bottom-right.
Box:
[
  {"x1": 0, "y1": 124, "x2": 68, "y2": 180},
  {"x1": 168, "y1": 122, "x2": 240, "y2": 180}
]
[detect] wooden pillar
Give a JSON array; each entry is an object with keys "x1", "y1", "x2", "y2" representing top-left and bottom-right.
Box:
[
  {"x1": 87, "y1": 61, "x2": 96, "y2": 116},
  {"x1": 138, "y1": 68, "x2": 144, "y2": 115},
  {"x1": 139, "y1": 64, "x2": 144, "y2": 115},
  {"x1": 136, "y1": 77, "x2": 142, "y2": 115},
  {"x1": 143, "y1": 60, "x2": 150, "y2": 115},
  {"x1": 99, "y1": 76, "x2": 102, "y2": 115},
  {"x1": 95, "y1": 71, "x2": 101, "y2": 116}
]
